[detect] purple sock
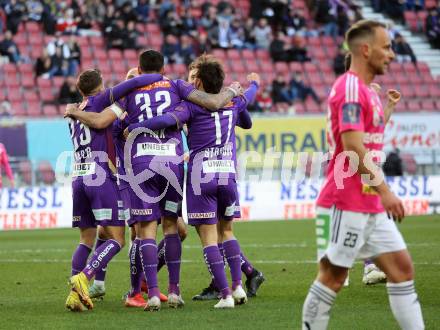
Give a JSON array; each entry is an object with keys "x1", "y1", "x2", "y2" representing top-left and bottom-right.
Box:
[
  {"x1": 139, "y1": 238, "x2": 160, "y2": 299},
  {"x1": 94, "y1": 238, "x2": 107, "y2": 281},
  {"x1": 223, "y1": 239, "x2": 243, "y2": 290},
  {"x1": 157, "y1": 238, "x2": 166, "y2": 272},
  {"x1": 83, "y1": 239, "x2": 121, "y2": 280},
  {"x1": 129, "y1": 238, "x2": 142, "y2": 295},
  {"x1": 71, "y1": 243, "x2": 91, "y2": 276},
  {"x1": 203, "y1": 245, "x2": 231, "y2": 299},
  {"x1": 165, "y1": 233, "x2": 181, "y2": 295},
  {"x1": 240, "y1": 252, "x2": 254, "y2": 277},
  {"x1": 218, "y1": 242, "x2": 225, "y2": 262}
]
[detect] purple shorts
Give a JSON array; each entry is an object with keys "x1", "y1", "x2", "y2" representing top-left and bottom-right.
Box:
[
  {"x1": 119, "y1": 186, "x2": 131, "y2": 225},
  {"x1": 186, "y1": 177, "x2": 237, "y2": 226},
  {"x1": 234, "y1": 183, "x2": 241, "y2": 218},
  {"x1": 72, "y1": 177, "x2": 125, "y2": 228},
  {"x1": 128, "y1": 162, "x2": 183, "y2": 226}
]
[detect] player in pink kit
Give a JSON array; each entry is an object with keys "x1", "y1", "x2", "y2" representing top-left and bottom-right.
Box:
[
  {"x1": 315, "y1": 79, "x2": 402, "y2": 285},
  {"x1": 302, "y1": 20, "x2": 424, "y2": 329}
]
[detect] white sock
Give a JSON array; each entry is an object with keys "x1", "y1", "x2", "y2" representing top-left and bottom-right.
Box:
[
  {"x1": 94, "y1": 280, "x2": 105, "y2": 289},
  {"x1": 302, "y1": 281, "x2": 336, "y2": 330},
  {"x1": 387, "y1": 280, "x2": 424, "y2": 330}
]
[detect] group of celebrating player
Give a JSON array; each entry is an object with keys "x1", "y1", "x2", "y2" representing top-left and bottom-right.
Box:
[
  {"x1": 64, "y1": 49, "x2": 265, "y2": 312},
  {"x1": 64, "y1": 18, "x2": 425, "y2": 329}
]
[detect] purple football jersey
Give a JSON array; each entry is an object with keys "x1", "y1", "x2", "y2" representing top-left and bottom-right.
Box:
[
  {"x1": 123, "y1": 78, "x2": 195, "y2": 165},
  {"x1": 69, "y1": 97, "x2": 117, "y2": 180},
  {"x1": 112, "y1": 115, "x2": 130, "y2": 189},
  {"x1": 173, "y1": 96, "x2": 249, "y2": 180}
]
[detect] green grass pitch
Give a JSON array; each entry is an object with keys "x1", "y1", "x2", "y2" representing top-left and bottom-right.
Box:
[{"x1": 0, "y1": 215, "x2": 439, "y2": 329}]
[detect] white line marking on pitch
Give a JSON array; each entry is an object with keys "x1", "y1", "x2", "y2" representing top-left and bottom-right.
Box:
[
  {"x1": 0, "y1": 259, "x2": 438, "y2": 266},
  {"x1": 0, "y1": 242, "x2": 434, "y2": 255}
]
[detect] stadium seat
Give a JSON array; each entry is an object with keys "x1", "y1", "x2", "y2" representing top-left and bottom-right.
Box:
[
  {"x1": 256, "y1": 49, "x2": 270, "y2": 61},
  {"x1": 421, "y1": 99, "x2": 436, "y2": 111},
  {"x1": 136, "y1": 23, "x2": 146, "y2": 34},
  {"x1": 37, "y1": 77, "x2": 52, "y2": 88},
  {"x1": 146, "y1": 23, "x2": 160, "y2": 34},
  {"x1": 212, "y1": 49, "x2": 226, "y2": 60},
  {"x1": 124, "y1": 49, "x2": 138, "y2": 61},
  {"x1": 245, "y1": 60, "x2": 260, "y2": 72},
  {"x1": 7, "y1": 87, "x2": 21, "y2": 102},
  {"x1": 18, "y1": 63, "x2": 34, "y2": 74},
  {"x1": 3, "y1": 63, "x2": 17, "y2": 74},
  {"x1": 227, "y1": 49, "x2": 241, "y2": 60},
  {"x1": 76, "y1": 37, "x2": 89, "y2": 47},
  {"x1": 5, "y1": 74, "x2": 20, "y2": 88},
  {"x1": 289, "y1": 62, "x2": 302, "y2": 73},
  {"x1": 24, "y1": 91, "x2": 39, "y2": 102},
  {"x1": 81, "y1": 46, "x2": 93, "y2": 60},
  {"x1": 308, "y1": 72, "x2": 323, "y2": 85},
  {"x1": 29, "y1": 32, "x2": 44, "y2": 45},
  {"x1": 94, "y1": 48, "x2": 107, "y2": 61},
  {"x1": 414, "y1": 85, "x2": 429, "y2": 98},
  {"x1": 13, "y1": 33, "x2": 28, "y2": 46},
  {"x1": 428, "y1": 85, "x2": 440, "y2": 98},
  {"x1": 25, "y1": 21, "x2": 41, "y2": 33},
  {"x1": 406, "y1": 100, "x2": 420, "y2": 112},
  {"x1": 399, "y1": 84, "x2": 415, "y2": 98},
  {"x1": 404, "y1": 11, "x2": 417, "y2": 31},
  {"x1": 20, "y1": 72, "x2": 34, "y2": 88},
  {"x1": 241, "y1": 49, "x2": 255, "y2": 60},
  {"x1": 109, "y1": 49, "x2": 123, "y2": 61},
  {"x1": 173, "y1": 63, "x2": 187, "y2": 76},
  {"x1": 52, "y1": 77, "x2": 65, "y2": 89},
  {"x1": 90, "y1": 36, "x2": 104, "y2": 48},
  {"x1": 40, "y1": 87, "x2": 55, "y2": 102},
  {"x1": 11, "y1": 101, "x2": 27, "y2": 116},
  {"x1": 275, "y1": 62, "x2": 289, "y2": 73},
  {"x1": 42, "y1": 104, "x2": 59, "y2": 117},
  {"x1": 26, "y1": 101, "x2": 42, "y2": 116}
]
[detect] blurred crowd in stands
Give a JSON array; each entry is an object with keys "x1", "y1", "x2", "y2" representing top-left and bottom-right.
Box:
[{"x1": 0, "y1": 0, "x2": 439, "y2": 112}]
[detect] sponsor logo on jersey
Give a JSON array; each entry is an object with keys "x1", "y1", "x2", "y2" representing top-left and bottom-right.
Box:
[
  {"x1": 137, "y1": 81, "x2": 171, "y2": 91},
  {"x1": 72, "y1": 162, "x2": 96, "y2": 177},
  {"x1": 188, "y1": 212, "x2": 216, "y2": 219},
  {"x1": 92, "y1": 208, "x2": 112, "y2": 221},
  {"x1": 202, "y1": 160, "x2": 235, "y2": 173},
  {"x1": 136, "y1": 142, "x2": 177, "y2": 157},
  {"x1": 131, "y1": 208, "x2": 153, "y2": 216},
  {"x1": 342, "y1": 102, "x2": 361, "y2": 124},
  {"x1": 363, "y1": 133, "x2": 384, "y2": 144},
  {"x1": 225, "y1": 203, "x2": 236, "y2": 217},
  {"x1": 165, "y1": 200, "x2": 178, "y2": 213}
]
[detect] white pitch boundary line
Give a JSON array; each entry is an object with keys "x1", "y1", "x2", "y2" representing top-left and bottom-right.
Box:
[
  {"x1": 0, "y1": 258, "x2": 439, "y2": 266},
  {"x1": 0, "y1": 242, "x2": 435, "y2": 255}
]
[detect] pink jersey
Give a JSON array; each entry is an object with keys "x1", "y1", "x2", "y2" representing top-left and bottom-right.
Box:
[{"x1": 321, "y1": 71, "x2": 385, "y2": 213}]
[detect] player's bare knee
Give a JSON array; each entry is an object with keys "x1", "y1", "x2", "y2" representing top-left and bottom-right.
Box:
[
  {"x1": 318, "y1": 259, "x2": 347, "y2": 292},
  {"x1": 392, "y1": 259, "x2": 415, "y2": 282}
]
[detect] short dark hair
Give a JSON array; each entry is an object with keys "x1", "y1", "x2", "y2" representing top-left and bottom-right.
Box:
[
  {"x1": 345, "y1": 20, "x2": 387, "y2": 50},
  {"x1": 344, "y1": 53, "x2": 351, "y2": 71},
  {"x1": 139, "y1": 49, "x2": 164, "y2": 73},
  {"x1": 77, "y1": 69, "x2": 102, "y2": 96},
  {"x1": 189, "y1": 54, "x2": 224, "y2": 94}
]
